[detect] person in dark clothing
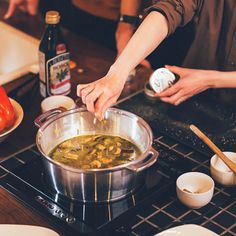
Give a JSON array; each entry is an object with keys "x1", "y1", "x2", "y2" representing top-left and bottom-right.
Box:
[
  {"x1": 77, "y1": 0, "x2": 236, "y2": 120},
  {"x1": 4, "y1": 0, "x2": 152, "y2": 68}
]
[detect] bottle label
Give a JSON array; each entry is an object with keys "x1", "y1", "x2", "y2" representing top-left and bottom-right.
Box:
[
  {"x1": 39, "y1": 51, "x2": 47, "y2": 97},
  {"x1": 46, "y1": 52, "x2": 71, "y2": 96}
]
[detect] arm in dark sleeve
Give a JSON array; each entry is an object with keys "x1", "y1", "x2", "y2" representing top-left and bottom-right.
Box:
[{"x1": 146, "y1": 0, "x2": 202, "y2": 36}]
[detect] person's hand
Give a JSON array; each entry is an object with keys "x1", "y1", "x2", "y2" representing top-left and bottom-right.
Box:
[
  {"x1": 4, "y1": 0, "x2": 38, "y2": 19},
  {"x1": 77, "y1": 69, "x2": 127, "y2": 120},
  {"x1": 115, "y1": 22, "x2": 151, "y2": 68},
  {"x1": 156, "y1": 65, "x2": 213, "y2": 105}
]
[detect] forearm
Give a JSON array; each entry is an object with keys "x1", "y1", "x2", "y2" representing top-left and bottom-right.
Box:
[
  {"x1": 116, "y1": 0, "x2": 143, "y2": 55},
  {"x1": 120, "y1": 0, "x2": 141, "y2": 16},
  {"x1": 207, "y1": 70, "x2": 236, "y2": 88},
  {"x1": 111, "y1": 11, "x2": 168, "y2": 78}
]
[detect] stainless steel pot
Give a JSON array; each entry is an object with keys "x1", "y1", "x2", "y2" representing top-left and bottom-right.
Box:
[{"x1": 35, "y1": 107, "x2": 158, "y2": 202}]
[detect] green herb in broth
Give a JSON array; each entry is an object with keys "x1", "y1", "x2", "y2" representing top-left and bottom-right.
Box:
[{"x1": 49, "y1": 135, "x2": 141, "y2": 169}]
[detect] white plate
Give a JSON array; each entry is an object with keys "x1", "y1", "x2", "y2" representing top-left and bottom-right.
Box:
[
  {"x1": 0, "y1": 225, "x2": 60, "y2": 236},
  {"x1": 155, "y1": 224, "x2": 219, "y2": 236},
  {"x1": 0, "y1": 98, "x2": 24, "y2": 143}
]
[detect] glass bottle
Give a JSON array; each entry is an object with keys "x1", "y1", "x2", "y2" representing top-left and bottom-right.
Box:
[{"x1": 39, "y1": 11, "x2": 71, "y2": 97}]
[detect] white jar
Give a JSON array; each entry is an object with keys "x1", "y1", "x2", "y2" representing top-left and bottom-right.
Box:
[{"x1": 149, "y1": 68, "x2": 177, "y2": 93}]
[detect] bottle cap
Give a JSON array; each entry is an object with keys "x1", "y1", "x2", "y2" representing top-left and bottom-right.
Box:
[
  {"x1": 45, "y1": 11, "x2": 60, "y2": 24},
  {"x1": 149, "y1": 68, "x2": 176, "y2": 93}
]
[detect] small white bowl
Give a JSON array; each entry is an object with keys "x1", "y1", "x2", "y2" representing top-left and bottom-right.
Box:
[
  {"x1": 0, "y1": 98, "x2": 24, "y2": 143},
  {"x1": 41, "y1": 95, "x2": 76, "y2": 113},
  {"x1": 176, "y1": 172, "x2": 214, "y2": 209},
  {"x1": 210, "y1": 152, "x2": 236, "y2": 186},
  {"x1": 154, "y1": 224, "x2": 218, "y2": 236}
]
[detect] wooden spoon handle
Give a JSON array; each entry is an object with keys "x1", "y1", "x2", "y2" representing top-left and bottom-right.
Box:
[{"x1": 190, "y1": 124, "x2": 236, "y2": 174}]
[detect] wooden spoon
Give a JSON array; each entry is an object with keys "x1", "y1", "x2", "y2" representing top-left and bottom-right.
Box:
[{"x1": 190, "y1": 124, "x2": 236, "y2": 174}]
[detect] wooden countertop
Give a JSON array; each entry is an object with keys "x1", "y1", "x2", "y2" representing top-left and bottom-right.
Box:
[
  {"x1": 0, "y1": 188, "x2": 57, "y2": 228},
  {"x1": 0, "y1": 1, "x2": 152, "y2": 235}
]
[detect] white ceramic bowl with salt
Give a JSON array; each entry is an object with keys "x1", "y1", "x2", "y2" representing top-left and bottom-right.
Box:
[
  {"x1": 176, "y1": 172, "x2": 214, "y2": 209},
  {"x1": 210, "y1": 151, "x2": 236, "y2": 186}
]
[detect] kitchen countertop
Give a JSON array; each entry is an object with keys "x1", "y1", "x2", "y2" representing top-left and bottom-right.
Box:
[{"x1": 0, "y1": 1, "x2": 151, "y2": 234}]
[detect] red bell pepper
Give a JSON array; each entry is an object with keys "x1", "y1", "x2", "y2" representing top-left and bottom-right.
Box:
[{"x1": 0, "y1": 86, "x2": 15, "y2": 132}]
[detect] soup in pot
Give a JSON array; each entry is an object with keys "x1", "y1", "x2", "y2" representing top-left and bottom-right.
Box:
[{"x1": 49, "y1": 134, "x2": 141, "y2": 169}]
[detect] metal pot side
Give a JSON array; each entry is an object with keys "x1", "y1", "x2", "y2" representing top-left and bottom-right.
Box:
[
  {"x1": 43, "y1": 159, "x2": 145, "y2": 202},
  {"x1": 36, "y1": 108, "x2": 158, "y2": 202}
]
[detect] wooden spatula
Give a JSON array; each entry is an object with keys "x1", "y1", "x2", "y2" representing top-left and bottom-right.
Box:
[{"x1": 190, "y1": 124, "x2": 236, "y2": 174}]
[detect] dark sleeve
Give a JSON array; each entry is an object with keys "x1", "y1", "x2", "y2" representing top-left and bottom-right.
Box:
[{"x1": 146, "y1": 0, "x2": 201, "y2": 36}]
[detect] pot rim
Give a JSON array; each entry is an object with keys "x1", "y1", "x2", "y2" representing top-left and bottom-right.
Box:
[{"x1": 36, "y1": 107, "x2": 153, "y2": 173}]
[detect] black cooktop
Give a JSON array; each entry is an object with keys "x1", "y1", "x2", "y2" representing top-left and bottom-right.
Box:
[
  {"x1": 0, "y1": 143, "x2": 173, "y2": 236},
  {"x1": 118, "y1": 89, "x2": 236, "y2": 155},
  {"x1": 1, "y1": 90, "x2": 236, "y2": 236},
  {"x1": 1, "y1": 133, "x2": 236, "y2": 236},
  {"x1": 1, "y1": 140, "x2": 175, "y2": 235}
]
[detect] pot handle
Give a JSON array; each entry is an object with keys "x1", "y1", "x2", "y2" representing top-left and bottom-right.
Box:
[
  {"x1": 126, "y1": 147, "x2": 159, "y2": 172},
  {"x1": 34, "y1": 107, "x2": 67, "y2": 128}
]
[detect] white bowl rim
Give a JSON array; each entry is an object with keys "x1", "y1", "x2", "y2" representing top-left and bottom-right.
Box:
[
  {"x1": 0, "y1": 98, "x2": 24, "y2": 137},
  {"x1": 210, "y1": 152, "x2": 236, "y2": 174},
  {"x1": 0, "y1": 224, "x2": 59, "y2": 236},
  {"x1": 176, "y1": 171, "x2": 214, "y2": 196},
  {"x1": 41, "y1": 95, "x2": 75, "y2": 112}
]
